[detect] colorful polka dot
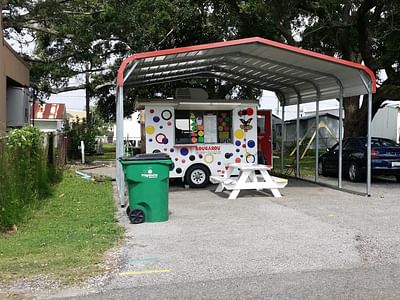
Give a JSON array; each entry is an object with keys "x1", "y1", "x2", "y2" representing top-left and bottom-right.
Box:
[
  {"x1": 246, "y1": 154, "x2": 256, "y2": 163},
  {"x1": 167, "y1": 121, "x2": 172, "y2": 126},
  {"x1": 236, "y1": 149, "x2": 240, "y2": 152},
  {"x1": 146, "y1": 125, "x2": 155, "y2": 135},
  {"x1": 247, "y1": 140, "x2": 255, "y2": 148},
  {"x1": 176, "y1": 168, "x2": 182, "y2": 174},
  {"x1": 156, "y1": 133, "x2": 167, "y2": 144},
  {"x1": 235, "y1": 140, "x2": 241, "y2": 146},
  {"x1": 247, "y1": 107, "x2": 254, "y2": 116},
  {"x1": 180, "y1": 148, "x2": 189, "y2": 156},
  {"x1": 150, "y1": 109, "x2": 155, "y2": 113},
  {"x1": 234, "y1": 129, "x2": 244, "y2": 139},
  {"x1": 161, "y1": 110, "x2": 172, "y2": 120},
  {"x1": 235, "y1": 157, "x2": 241, "y2": 163},
  {"x1": 153, "y1": 116, "x2": 160, "y2": 123},
  {"x1": 170, "y1": 148, "x2": 175, "y2": 152},
  {"x1": 182, "y1": 159, "x2": 186, "y2": 163},
  {"x1": 204, "y1": 154, "x2": 214, "y2": 164},
  {"x1": 189, "y1": 155, "x2": 195, "y2": 161},
  {"x1": 224, "y1": 153, "x2": 233, "y2": 159}
]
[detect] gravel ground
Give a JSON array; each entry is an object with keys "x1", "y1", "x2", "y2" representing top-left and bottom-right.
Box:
[{"x1": 1, "y1": 171, "x2": 400, "y2": 299}]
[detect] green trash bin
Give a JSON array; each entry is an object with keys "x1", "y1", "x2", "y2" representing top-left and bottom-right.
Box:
[{"x1": 119, "y1": 153, "x2": 173, "y2": 224}]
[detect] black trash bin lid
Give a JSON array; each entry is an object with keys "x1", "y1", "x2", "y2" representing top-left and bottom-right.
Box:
[{"x1": 119, "y1": 153, "x2": 171, "y2": 161}]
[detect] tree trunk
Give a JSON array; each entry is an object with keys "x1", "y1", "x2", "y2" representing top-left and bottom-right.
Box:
[
  {"x1": 343, "y1": 84, "x2": 400, "y2": 138},
  {"x1": 343, "y1": 96, "x2": 364, "y2": 137}
]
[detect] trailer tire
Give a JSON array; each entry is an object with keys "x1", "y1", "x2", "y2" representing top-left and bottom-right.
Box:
[{"x1": 185, "y1": 164, "x2": 210, "y2": 188}]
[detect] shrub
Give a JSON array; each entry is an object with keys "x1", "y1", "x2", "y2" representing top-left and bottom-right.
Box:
[
  {"x1": 0, "y1": 127, "x2": 59, "y2": 231},
  {"x1": 64, "y1": 118, "x2": 99, "y2": 159}
]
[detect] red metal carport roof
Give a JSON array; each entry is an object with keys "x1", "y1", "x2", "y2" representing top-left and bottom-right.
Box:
[{"x1": 117, "y1": 36, "x2": 376, "y2": 105}]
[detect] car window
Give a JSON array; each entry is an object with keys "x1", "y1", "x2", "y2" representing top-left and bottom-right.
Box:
[
  {"x1": 343, "y1": 139, "x2": 359, "y2": 150},
  {"x1": 378, "y1": 139, "x2": 398, "y2": 147},
  {"x1": 363, "y1": 138, "x2": 398, "y2": 147},
  {"x1": 330, "y1": 143, "x2": 339, "y2": 151}
]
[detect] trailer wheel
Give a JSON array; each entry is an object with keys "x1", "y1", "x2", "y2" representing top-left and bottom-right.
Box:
[{"x1": 185, "y1": 164, "x2": 210, "y2": 188}]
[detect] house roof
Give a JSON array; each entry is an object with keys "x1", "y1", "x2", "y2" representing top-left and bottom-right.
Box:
[
  {"x1": 284, "y1": 112, "x2": 339, "y2": 124},
  {"x1": 31, "y1": 103, "x2": 66, "y2": 120},
  {"x1": 118, "y1": 37, "x2": 376, "y2": 106}
]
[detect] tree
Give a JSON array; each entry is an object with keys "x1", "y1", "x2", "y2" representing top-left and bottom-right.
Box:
[
  {"x1": 297, "y1": 0, "x2": 400, "y2": 137},
  {"x1": 3, "y1": 0, "x2": 400, "y2": 137},
  {"x1": 2, "y1": 0, "x2": 129, "y2": 122}
]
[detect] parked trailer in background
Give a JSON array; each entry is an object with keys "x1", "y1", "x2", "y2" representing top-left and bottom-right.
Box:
[
  {"x1": 372, "y1": 101, "x2": 400, "y2": 144},
  {"x1": 136, "y1": 98, "x2": 272, "y2": 187}
]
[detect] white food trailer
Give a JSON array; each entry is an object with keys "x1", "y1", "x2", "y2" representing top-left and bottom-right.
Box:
[{"x1": 136, "y1": 96, "x2": 273, "y2": 187}]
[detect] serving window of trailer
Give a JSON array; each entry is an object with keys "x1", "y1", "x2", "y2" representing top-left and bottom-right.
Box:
[{"x1": 175, "y1": 110, "x2": 232, "y2": 144}]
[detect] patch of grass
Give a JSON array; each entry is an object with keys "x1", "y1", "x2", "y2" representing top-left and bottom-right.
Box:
[
  {"x1": 0, "y1": 170, "x2": 124, "y2": 284},
  {"x1": 87, "y1": 143, "x2": 116, "y2": 161},
  {"x1": 273, "y1": 151, "x2": 326, "y2": 178}
]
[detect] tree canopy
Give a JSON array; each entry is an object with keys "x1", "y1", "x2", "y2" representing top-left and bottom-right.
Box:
[{"x1": 2, "y1": 0, "x2": 400, "y2": 136}]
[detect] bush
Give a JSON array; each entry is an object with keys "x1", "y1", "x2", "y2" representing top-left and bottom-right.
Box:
[
  {"x1": 64, "y1": 118, "x2": 99, "y2": 160},
  {"x1": 0, "y1": 127, "x2": 59, "y2": 231}
]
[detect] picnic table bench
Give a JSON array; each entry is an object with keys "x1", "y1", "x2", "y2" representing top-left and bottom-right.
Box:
[{"x1": 210, "y1": 163, "x2": 288, "y2": 199}]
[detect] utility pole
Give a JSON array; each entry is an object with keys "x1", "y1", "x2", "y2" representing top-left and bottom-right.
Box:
[{"x1": 85, "y1": 70, "x2": 91, "y2": 125}]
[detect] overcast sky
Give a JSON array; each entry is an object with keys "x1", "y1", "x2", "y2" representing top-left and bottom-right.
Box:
[{"x1": 48, "y1": 89, "x2": 339, "y2": 121}]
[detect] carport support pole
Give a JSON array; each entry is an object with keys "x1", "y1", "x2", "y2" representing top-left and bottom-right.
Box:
[
  {"x1": 296, "y1": 96, "x2": 300, "y2": 178},
  {"x1": 359, "y1": 72, "x2": 373, "y2": 196},
  {"x1": 315, "y1": 95, "x2": 320, "y2": 182},
  {"x1": 281, "y1": 104, "x2": 285, "y2": 173},
  {"x1": 367, "y1": 91, "x2": 372, "y2": 196},
  {"x1": 338, "y1": 88, "x2": 344, "y2": 189},
  {"x1": 116, "y1": 86, "x2": 125, "y2": 207}
]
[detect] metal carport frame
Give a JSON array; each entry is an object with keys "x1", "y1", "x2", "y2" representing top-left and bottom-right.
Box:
[{"x1": 116, "y1": 37, "x2": 376, "y2": 206}]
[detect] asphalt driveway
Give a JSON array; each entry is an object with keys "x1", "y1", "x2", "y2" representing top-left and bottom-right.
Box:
[{"x1": 49, "y1": 173, "x2": 400, "y2": 299}]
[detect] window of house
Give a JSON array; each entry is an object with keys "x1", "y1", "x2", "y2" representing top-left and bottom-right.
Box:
[{"x1": 174, "y1": 110, "x2": 232, "y2": 144}]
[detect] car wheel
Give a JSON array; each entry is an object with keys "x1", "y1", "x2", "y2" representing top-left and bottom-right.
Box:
[
  {"x1": 318, "y1": 161, "x2": 326, "y2": 176},
  {"x1": 348, "y1": 162, "x2": 361, "y2": 182},
  {"x1": 185, "y1": 165, "x2": 210, "y2": 188}
]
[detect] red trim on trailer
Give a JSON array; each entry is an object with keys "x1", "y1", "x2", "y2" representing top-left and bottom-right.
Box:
[{"x1": 117, "y1": 36, "x2": 376, "y2": 93}]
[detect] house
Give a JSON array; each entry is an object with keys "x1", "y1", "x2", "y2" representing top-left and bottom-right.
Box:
[
  {"x1": 0, "y1": 9, "x2": 30, "y2": 134},
  {"x1": 67, "y1": 111, "x2": 86, "y2": 123},
  {"x1": 112, "y1": 111, "x2": 142, "y2": 148},
  {"x1": 284, "y1": 112, "x2": 341, "y2": 149},
  {"x1": 372, "y1": 101, "x2": 400, "y2": 143},
  {"x1": 31, "y1": 103, "x2": 67, "y2": 132}
]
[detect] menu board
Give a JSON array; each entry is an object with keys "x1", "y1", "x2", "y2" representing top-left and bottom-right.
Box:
[{"x1": 203, "y1": 114, "x2": 217, "y2": 143}]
